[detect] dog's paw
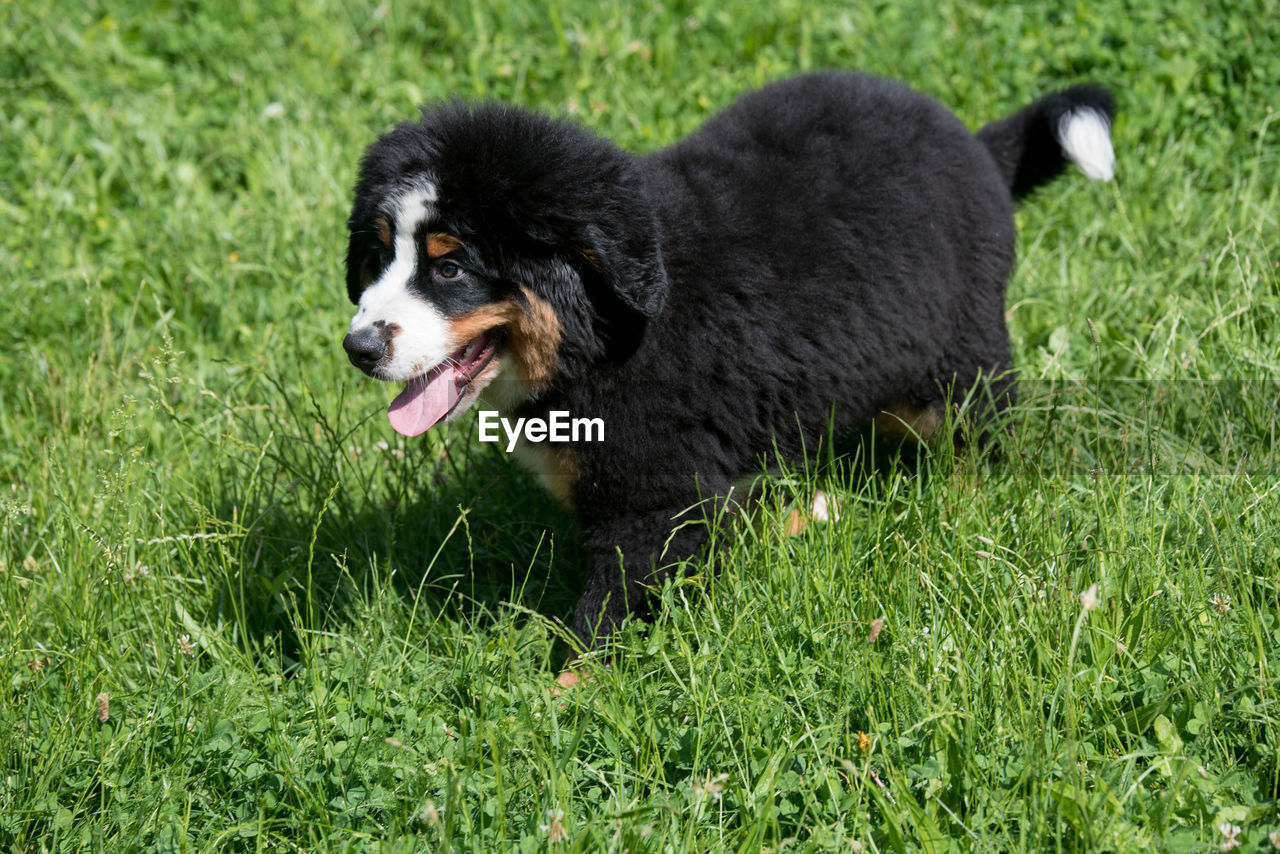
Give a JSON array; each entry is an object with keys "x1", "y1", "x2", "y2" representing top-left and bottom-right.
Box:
[
  {"x1": 782, "y1": 490, "x2": 842, "y2": 536},
  {"x1": 551, "y1": 668, "x2": 587, "y2": 695}
]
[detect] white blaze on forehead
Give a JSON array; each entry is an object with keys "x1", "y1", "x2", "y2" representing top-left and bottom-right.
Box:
[{"x1": 348, "y1": 181, "x2": 453, "y2": 381}]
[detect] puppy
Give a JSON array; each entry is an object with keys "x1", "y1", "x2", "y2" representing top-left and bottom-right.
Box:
[{"x1": 342, "y1": 71, "x2": 1115, "y2": 648}]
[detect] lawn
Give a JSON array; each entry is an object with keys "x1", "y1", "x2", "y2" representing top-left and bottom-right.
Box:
[{"x1": 2, "y1": 0, "x2": 1279, "y2": 850}]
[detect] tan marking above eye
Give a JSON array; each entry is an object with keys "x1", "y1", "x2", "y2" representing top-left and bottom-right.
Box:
[
  {"x1": 375, "y1": 217, "x2": 391, "y2": 247},
  {"x1": 427, "y1": 232, "x2": 464, "y2": 259}
]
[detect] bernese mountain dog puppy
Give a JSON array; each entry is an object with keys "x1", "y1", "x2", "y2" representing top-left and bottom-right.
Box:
[{"x1": 342, "y1": 71, "x2": 1115, "y2": 649}]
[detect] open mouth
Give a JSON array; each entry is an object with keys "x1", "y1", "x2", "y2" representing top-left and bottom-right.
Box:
[{"x1": 387, "y1": 329, "x2": 504, "y2": 436}]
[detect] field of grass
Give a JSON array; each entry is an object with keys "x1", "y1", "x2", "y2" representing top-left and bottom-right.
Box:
[{"x1": 3, "y1": 0, "x2": 1279, "y2": 850}]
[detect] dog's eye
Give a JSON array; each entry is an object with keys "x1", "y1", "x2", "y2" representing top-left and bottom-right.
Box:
[{"x1": 437, "y1": 261, "x2": 462, "y2": 280}]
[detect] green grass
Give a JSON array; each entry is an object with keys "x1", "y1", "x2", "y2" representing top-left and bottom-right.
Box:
[{"x1": 2, "y1": 0, "x2": 1279, "y2": 850}]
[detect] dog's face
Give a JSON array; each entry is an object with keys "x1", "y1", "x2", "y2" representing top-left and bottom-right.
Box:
[
  {"x1": 343, "y1": 102, "x2": 669, "y2": 436},
  {"x1": 344, "y1": 177, "x2": 566, "y2": 435}
]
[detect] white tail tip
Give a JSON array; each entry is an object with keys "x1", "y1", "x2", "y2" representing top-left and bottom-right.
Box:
[{"x1": 1058, "y1": 108, "x2": 1115, "y2": 182}]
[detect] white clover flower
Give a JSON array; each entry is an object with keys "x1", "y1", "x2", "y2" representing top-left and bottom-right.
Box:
[
  {"x1": 1079, "y1": 583, "x2": 1100, "y2": 611},
  {"x1": 540, "y1": 809, "x2": 568, "y2": 843}
]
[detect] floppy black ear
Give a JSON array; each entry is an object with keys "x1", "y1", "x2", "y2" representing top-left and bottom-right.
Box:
[{"x1": 578, "y1": 213, "x2": 669, "y2": 318}]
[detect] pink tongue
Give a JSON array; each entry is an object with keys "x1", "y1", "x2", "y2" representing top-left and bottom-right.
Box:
[{"x1": 387, "y1": 363, "x2": 463, "y2": 437}]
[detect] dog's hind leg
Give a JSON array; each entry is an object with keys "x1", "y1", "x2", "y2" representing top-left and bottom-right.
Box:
[
  {"x1": 876, "y1": 363, "x2": 1016, "y2": 451},
  {"x1": 873, "y1": 401, "x2": 948, "y2": 443},
  {"x1": 949, "y1": 364, "x2": 1017, "y2": 448}
]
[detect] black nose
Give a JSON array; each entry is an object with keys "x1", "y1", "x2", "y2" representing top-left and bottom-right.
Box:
[{"x1": 343, "y1": 327, "x2": 389, "y2": 370}]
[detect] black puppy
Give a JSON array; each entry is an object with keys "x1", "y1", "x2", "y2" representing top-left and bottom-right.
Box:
[{"x1": 342, "y1": 72, "x2": 1115, "y2": 647}]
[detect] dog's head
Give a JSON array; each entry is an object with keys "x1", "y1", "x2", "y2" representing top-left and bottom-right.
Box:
[{"x1": 343, "y1": 101, "x2": 667, "y2": 436}]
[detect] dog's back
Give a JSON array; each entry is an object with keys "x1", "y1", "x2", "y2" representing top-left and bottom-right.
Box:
[{"x1": 631, "y1": 73, "x2": 1021, "y2": 458}]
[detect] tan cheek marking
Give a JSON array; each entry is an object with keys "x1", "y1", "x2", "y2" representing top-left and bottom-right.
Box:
[
  {"x1": 873, "y1": 403, "x2": 944, "y2": 442},
  {"x1": 509, "y1": 286, "x2": 562, "y2": 388},
  {"x1": 427, "y1": 232, "x2": 464, "y2": 259},
  {"x1": 445, "y1": 288, "x2": 563, "y2": 390},
  {"x1": 448, "y1": 303, "x2": 522, "y2": 349},
  {"x1": 375, "y1": 217, "x2": 390, "y2": 247}
]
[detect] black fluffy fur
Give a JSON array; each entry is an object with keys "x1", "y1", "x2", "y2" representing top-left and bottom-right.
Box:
[{"x1": 344, "y1": 71, "x2": 1115, "y2": 648}]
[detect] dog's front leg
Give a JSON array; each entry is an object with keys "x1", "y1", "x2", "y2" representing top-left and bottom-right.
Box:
[{"x1": 570, "y1": 502, "x2": 721, "y2": 649}]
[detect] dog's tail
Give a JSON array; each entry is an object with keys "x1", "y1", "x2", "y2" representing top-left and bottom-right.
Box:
[{"x1": 977, "y1": 85, "x2": 1116, "y2": 201}]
